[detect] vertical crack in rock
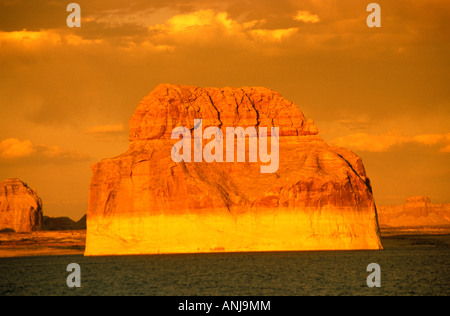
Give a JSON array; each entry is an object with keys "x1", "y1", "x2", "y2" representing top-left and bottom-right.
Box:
[
  {"x1": 373, "y1": 204, "x2": 382, "y2": 239},
  {"x1": 206, "y1": 91, "x2": 223, "y2": 129},
  {"x1": 242, "y1": 89, "x2": 260, "y2": 130},
  {"x1": 216, "y1": 184, "x2": 232, "y2": 213},
  {"x1": 337, "y1": 154, "x2": 367, "y2": 189},
  {"x1": 233, "y1": 94, "x2": 241, "y2": 127}
]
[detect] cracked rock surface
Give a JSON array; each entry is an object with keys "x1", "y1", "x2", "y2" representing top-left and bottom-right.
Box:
[
  {"x1": 0, "y1": 179, "x2": 43, "y2": 233},
  {"x1": 86, "y1": 84, "x2": 382, "y2": 256}
]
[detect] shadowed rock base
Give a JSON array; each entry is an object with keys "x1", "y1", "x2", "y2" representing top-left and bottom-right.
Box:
[{"x1": 85, "y1": 208, "x2": 381, "y2": 256}]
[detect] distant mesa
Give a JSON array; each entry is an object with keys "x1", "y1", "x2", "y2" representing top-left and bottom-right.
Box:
[
  {"x1": 43, "y1": 214, "x2": 86, "y2": 231},
  {"x1": 404, "y1": 196, "x2": 432, "y2": 217},
  {"x1": 85, "y1": 84, "x2": 383, "y2": 256},
  {"x1": 378, "y1": 196, "x2": 450, "y2": 235},
  {"x1": 0, "y1": 179, "x2": 43, "y2": 233}
]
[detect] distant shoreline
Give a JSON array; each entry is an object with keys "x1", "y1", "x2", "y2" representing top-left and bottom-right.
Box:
[
  {"x1": 379, "y1": 225, "x2": 450, "y2": 237},
  {"x1": 1, "y1": 230, "x2": 449, "y2": 258},
  {"x1": 0, "y1": 230, "x2": 85, "y2": 258}
]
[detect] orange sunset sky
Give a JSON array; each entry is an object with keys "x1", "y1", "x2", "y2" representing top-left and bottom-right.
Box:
[{"x1": 0, "y1": 0, "x2": 449, "y2": 219}]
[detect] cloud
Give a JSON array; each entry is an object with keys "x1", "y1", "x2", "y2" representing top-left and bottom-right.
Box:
[
  {"x1": 86, "y1": 124, "x2": 125, "y2": 134},
  {"x1": 149, "y1": 9, "x2": 249, "y2": 34},
  {"x1": 331, "y1": 131, "x2": 450, "y2": 153},
  {"x1": 158, "y1": 9, "x2": 264, "y2": 35},
  {"x1": 338, "y1": 118, "x2": 370, "y2": 132},
  {"x1": 0, "y1": 29, "x2": 62, "y2": 46},
  {"x1": 166, "y1": 9, "x2": 221, "y2": 32},
  {"x1": 440, "y1": 145, "x2": 450, "y2": 153},
  {"x1": 147, "y1": 9, "x2": 298, "y2": 48},
  {"x1": 331, "y1": 130, "x2": 408, "y2": 152},
  {"x1": 249, "y1": 27, "x2": 299, "y2": 41},
  {"x1": 0, "y1": 138, "x2": 35, "y2": 158},
  {"x1": 294, "y1": 10, "x2": 320, "y2": 23},
  {"x1": 38, "y1": 145, "x2": 87, "y2": 160},
  {"x1": 411, "y1": 134, "x2": 450, "y2": 146},
  {"x1": 0, "y1": 0, "x2": 66, "y2": 32},
  {"x1": 0, "y1": 29, "x2": 103, "y2": 48},
  {"x1": 0, "y1": 138, "x2": 88, "y2": 163},
  {"x1": 85, "y1": 124, "x2": 128, "y2": 141}
]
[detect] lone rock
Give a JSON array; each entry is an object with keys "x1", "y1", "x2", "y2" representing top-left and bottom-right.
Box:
[
  {"x1": 0, "y1": 179, "x2": 43, "y2": 232},
  {"x1": 85, "y1": 84, "x2": 383, "y2": 255}
]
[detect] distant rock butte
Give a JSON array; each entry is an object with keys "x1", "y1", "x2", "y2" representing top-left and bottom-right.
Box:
[
  {"x1": 0, "y1": 179, "x2": 43, "y2": 233},
  {"x1": 85, "y1": 84, "x2": 382, "y2": 256},
  {"x1": 378, "y1": 196, "x2": 450, "y2": 232},
  {"x1": 43, "y1": 215, "x2": 86, "y2": 231}
]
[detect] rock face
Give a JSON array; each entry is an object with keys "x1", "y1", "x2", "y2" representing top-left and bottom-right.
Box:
[
  {"x1": 378, "y1": 196, "x2": 450, "y2": 234},
  {"x1": 0, "y1": 179, "x2": 43, "y2": 233},
  {"x1": 85, "y1": 84, "x2": 383, "y2": 256}
]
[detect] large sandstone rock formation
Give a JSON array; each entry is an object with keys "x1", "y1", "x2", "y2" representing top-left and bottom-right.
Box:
[
  {"x1": 378, "y1": 196, "x2": 450, "y2": 234},
  {"x1": 0, "y1": 179, "x2": 43, "y2": 233},
  {"x1": 85, "y1": 84, "x2": 383, "y2": 256}
]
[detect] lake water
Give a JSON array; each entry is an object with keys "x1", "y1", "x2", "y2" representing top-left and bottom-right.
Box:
[{"x1": 0, "y1": 248, "x2": 449, "y2": 296}]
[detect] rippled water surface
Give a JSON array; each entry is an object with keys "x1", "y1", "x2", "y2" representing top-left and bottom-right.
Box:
[{"x1": 1, "y1": 248, "x2": 449, "y2": 296}]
